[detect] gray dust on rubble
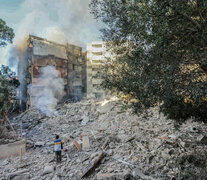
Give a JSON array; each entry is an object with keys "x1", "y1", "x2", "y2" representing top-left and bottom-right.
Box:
[{"x1": 0, "y1": 97, "x2": 207, "y2": 180}]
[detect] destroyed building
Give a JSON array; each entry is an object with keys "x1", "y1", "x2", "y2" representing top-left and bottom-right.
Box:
[
  {"x1": 18, "y1": 35, "x2": 86, "y2": 109},
  {"x1": 17, "y1": 36, "x2": 111, "y2": 109}
]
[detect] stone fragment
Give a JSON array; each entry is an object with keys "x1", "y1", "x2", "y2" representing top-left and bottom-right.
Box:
[
  {"x1": 97, "y1": 103, "x2": 114, "y2": 114},
  {"x1": 96, "y1": 172, "x2": 131, "y2": 180},
  {"x1": 107, "y1": 149, "x2": 113, "y2": 156},
  {"x1": 7, "y1": 169, "x2": 29, "y2": 179},
  {"x1": 2, "y1": 159, "x2": 9, "y2": 166},
  {"x1": 132, "y1": 168, "x2": 156, "y2": 180},
  {"x1": 0, "y1": 140, "x2": 26, "y2": 160},
  {"x1": 180, "y1": 141, "x2": 186, "y2": 148},
  {"x1": 42, "y1": 165, "x2": 54, "y2": 175},
  {"x1": 197, "y1": 135, "x2": 207, "y2": 145},
  {"x1": 90, "y1": 152, "x2": 100, "y2": 160},
  {"x1": 34, "y1": 141, "x2": 45, "y2": 147},
  {"x1": 81, "y1": 115, "x2": 89, "y2": 125},
  {"x1": 82, "y1": 135, "x2": 90, "y2": 150},
  {"x1": 96, "y1": 173, "x2": 118, "y2": 180},
  {"x1": 61, "y1": 134, "x2": 70, "y2": 143},
  {"x1": 168, "y1": 135, "x2": 177, "y2": 139},
  {"x1": 11, "y1": 174, "x2": 30, "y2": 180},
  {"x1": 81, "y1": 152, "x2": 106, "y2": 178}
]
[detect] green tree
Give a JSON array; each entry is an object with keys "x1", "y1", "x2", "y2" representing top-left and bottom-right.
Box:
[
  {"x1": 0, "y1": 18, "x2": 14, "y2": 46},
  {"x1": 90, "y1": 0, "x2": 207, "y2": 122},
  {"x1": 0, "y1": 66, "x2": 15, "y2": 125},
  {"x1": 0, "y1": 19, "x2": 15, "y2": 125}
]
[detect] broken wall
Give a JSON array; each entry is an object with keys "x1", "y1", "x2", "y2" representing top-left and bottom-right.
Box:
[{"x1": 18, "y1": 35, "x2": 86, "y2": 108}]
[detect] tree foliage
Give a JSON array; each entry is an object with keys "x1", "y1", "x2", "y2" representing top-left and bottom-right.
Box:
[
  {"x1": 0, "y1": 65, "x2": 15, "y2": 125},
  {"x1": 0, "y1": 19, "x2": 14, "y2": 125},
  {"x1": 90, "y1": 0, "x2": 207, "y2": 122},
  {"x1": 0, "y1": 18, "x2": 14, "y2": 47}
]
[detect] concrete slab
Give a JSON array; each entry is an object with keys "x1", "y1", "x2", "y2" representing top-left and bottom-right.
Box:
[
  {"x1": 0, "y1": 140, "x2": 26, "y2": 160},
  {"x1": 82, "y1": 135, "x2": 90, "y2": 150}
]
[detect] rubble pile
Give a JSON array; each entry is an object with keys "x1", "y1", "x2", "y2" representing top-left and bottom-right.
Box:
[
  {"x1": 0, "y1": 126, "x2": 20, "y2": 145},
  {"x1": 0, "y1": 97, "x2": 207, "y2": 180}
]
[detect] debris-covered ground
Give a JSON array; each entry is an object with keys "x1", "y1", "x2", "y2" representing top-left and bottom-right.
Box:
[{"x1": 0, "y1": 97, "x2": 207, "y2": 180}]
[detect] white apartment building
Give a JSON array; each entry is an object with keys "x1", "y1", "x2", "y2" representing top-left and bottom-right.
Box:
[{"x1": 86, "y1": 41, "x2": 110, "y2": 98}]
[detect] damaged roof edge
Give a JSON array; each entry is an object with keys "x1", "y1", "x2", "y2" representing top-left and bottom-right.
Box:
[{"x1": 28, "y1": 35, "x2": 82, "y2": 50}]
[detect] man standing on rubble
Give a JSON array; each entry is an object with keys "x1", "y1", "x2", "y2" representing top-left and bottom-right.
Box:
[{"x1": 54, "y1": 135, "x2": 63, "y2": 163}]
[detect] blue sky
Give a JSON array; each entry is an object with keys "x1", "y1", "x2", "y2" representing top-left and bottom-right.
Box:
[
  {"x1": 0, "y1": 0, "x2": 102, "y2": 65},
  {"x1": 0, "y1": 0, "x2": 25, "y2": 28}
]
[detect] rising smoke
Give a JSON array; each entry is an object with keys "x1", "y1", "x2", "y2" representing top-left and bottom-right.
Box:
[
  {"x1": 28, "y1": 65, "x2": 64, "y2": 116},
  {"x1": 5, "y1": 0, "x2": 101, "y2": 68},
  {"x1": 1, "y1": 0, "x2": 101, "y2": 112},
  {"x1": 13, "y1": 0, "x2": 100, "y2": 50}
]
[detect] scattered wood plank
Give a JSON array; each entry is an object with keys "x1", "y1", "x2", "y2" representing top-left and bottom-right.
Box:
[
  {"x1": 81, "y1": 151, "x2": 106, "y2": 178},
  {"x1": 6, "y1": 116, "x2": 17, "y2": 134},
  {"x1": 73, "y1": 140, "x2": 82, "y2": 152}
]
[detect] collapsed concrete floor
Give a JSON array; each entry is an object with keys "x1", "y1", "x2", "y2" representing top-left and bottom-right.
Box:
[{"x1": 0, "y1": 98, "x2": 207, "y2": 180}]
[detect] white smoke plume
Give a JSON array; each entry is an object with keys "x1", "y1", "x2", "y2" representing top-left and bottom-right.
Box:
[
  {"x1": 45, "y1": 27, "x2": 68, "y2": 45},
  {"x1": 28, "y1": 65, "x2": 64, "y2": 116},
  {"x1": 12, "y1": 0, "x2": 100, "y2": 50},
  {"x1": 2, "y1": 0, "x2": 101, "y2": 109},
  {"x1": 5, "y1": 0, "x2": 101, "y2": 70}
]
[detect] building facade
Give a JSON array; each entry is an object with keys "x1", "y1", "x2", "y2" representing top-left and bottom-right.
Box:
[
  {"x1": 18, "y1": 36, "x2": 110, "y2": 109},
  {"x1": 18, "y1": 35, "x2": 86, "y2": 108},
  {"x1": 86, "y1": 41, "x2": 110, "y2": 99}
]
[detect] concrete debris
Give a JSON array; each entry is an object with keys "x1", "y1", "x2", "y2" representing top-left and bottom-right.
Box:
[
  {"x1": 34, "y1": 141, "x2": 45, "y2": 147},
  {"x1": 0, "y1": 98, "x2": 207, "y2": 179},
  {"x1": 42, "y1": 165, "x2": 55, "y2": 175},
  {"x1": 132, "y1": 168, "x2": 156, "y2": 180},
  {"x1": 96, "y1": 172, "x2": 131, "y2": 180},
  {"x1": 81, "y1": 151, "x2": 106, "y2": 178},
  {"x1": 0, "y1": 140, "x2": 26, "y2": 160},
  {"x1": 7, "y1": 169, "x2": 29, "y2": 179},
  {"x1": 82, "y1": 135, "x2": 90, "y2": 150},
  {"x1": 81, "y1": 115, "x2": 89, "y2": 125},
  {"x1": 10, "y1": 174, "x2": 30, "y2": 180},
  {"x1": 197, "y1": 135, "x2": 207, "y2": 145}
]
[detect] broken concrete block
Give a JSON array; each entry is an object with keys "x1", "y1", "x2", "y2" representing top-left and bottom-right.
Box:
[
  {"x1": 7, "y1": 169, "x2": 29, "y2": 179},
  {"x1": 197, "y1": 135, "x2": 207, "y2": 145},
  {"x1": 96, "y1": 173, "x2": 118, "y2": 180},
  {"x1": 96, "y1": 172, "x2": 131, "y2": 180},
  {"x1": 34, "y1": 141, "x2": 45, "y2": 147},
  {"x1": 81, "y1": 115, "x2": 89, "y2": 125},
  {"x1": 180, "y1": 141, "x2": 186, "y2": 148},
  {"x1": 11, "y1": 174, "x2": 30, "y2": 180},
  {"x1": 61, "y1": 134, "x2": 70, "y2": 143},
  {"x1": 81, "y1": 152, "x2": 106, "y2": 178},
  {"x1": 90, "y1": 152, "x2": 100, "y2": 160},
  {"x1": 42, "y1": 165, "x2": 54, "y2": 175},
  {"x1": 0, "y1": 140, "x2": 26, "y2": 160},
  {"x1": 97, "y1": 103, "x2": 114, "y2": 114},
  {"x1": 132, "y1": 168, "x2": 156, "y2": 180},
  {"x1": 168, "y1": 134, "x2": 177, "y2": 139},
  {"x1": 82, "y1": 135, "x2": 90, "y2": 150}
]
